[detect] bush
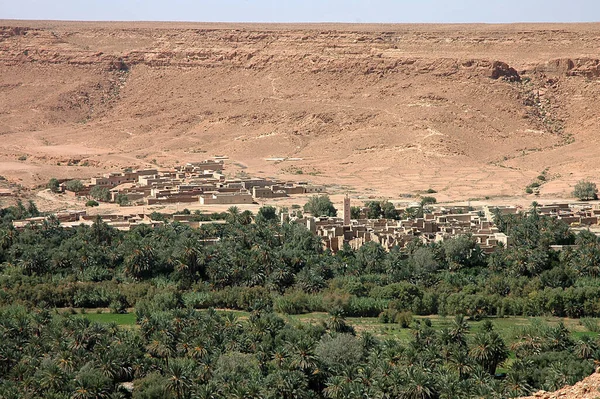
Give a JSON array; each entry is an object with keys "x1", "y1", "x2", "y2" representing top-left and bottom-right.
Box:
[
  {"x1": 182, "y1": 291, "x2": 213, "y2": 309},
  {"x1": 210, "y1": 286, "x2": 272, "y2": 311},
  {"x1": 379, "y1": 309, "x2": 413, "y2": 327},
  {"x1": 304, "y1": 195, "x2": 337, "y2": 217},
  {"x1": 65, "y1": 179, "x2": 84, "y2": 193},
  {"x1": 109, "y1": 299, "x2": 127, "y2": 314},
  {"x1": 315, "y1": 334, "x2": 364, "y2": 369},
  {"x1": 580, "y1": 318, "x2": 600, "y2": 333},
  {"x1": 274, "y1": 291, "x2": 323, "y2": 314},
  {"x1": 345, "y1": 296, "x2": 387, "y2": 317},
  {"x1": 90, "y1": 186, "x2": 110, "y2": 202},
  {"x1": 396, "y1": 311, "x2": 413, "y2": 327},
  {"x1": 47, "y1": 178, "x2": 60, "y2": 193},
  {"x1": 378, "y1": 308, "x2": 397, "y2": 324},
  {"x1": 573, "y1": 180, "x2": 598, "y2": 201},
  {"x1": 116, "y1": 193, "x2": 130, "y2": 206},
  {"x1": 86, "y1": 200, "x2": 99, "y2": 207},
  {"x1": 133, "y1": 372, "x2": 171, "y2": 399}
]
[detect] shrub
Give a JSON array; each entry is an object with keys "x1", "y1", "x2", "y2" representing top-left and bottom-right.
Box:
[
  {"x1": 378, "y1": 309, "x2": 413, "y2": 327},
  {"x1": 304, "y1": 195, "x2": 337, "y2": 217},
  {"x1": 109, "y1": 299, "x2": 127, "y2": 314},
  {"x1": 379, "y1": 308, "x2": 398, "y2": 324},
  {"x1": 47, "y1": 178, "x2": 60, "y2": 192},
  {"x1": 65, "y1": 179, "x2": 84, "y2": 193},
  {"x1": 396, "y1": 311, "x2": 413, "y2": 328},
  {"x1": 90, "y1": 186, "x2": 110, "y2": 202},
  {"x1": 420, "y1": 196, "x2": 437, "y2": 205},
  {"x1": 573, "y1": 180, "x2": 598, "y2": 201},
  {"x1": 315, "y1": 334, "x2": 364, "y2": 370},
  {"x1": 210, "y1": 286, "x2": 272, "y2": 311},
  {"x1": 116, "y1": 193, "x2": 130, "y2": 206},
  {"x1": 274, "y1": 291, "x2": 323, "y2": 314},
  {"x1": 580, "y1": 318, "x2": 600, "y2": 333},
  {"x1": 345, "y1": 296, "x2": 387, "y2": 317},
  {"x1": 182, "y1": 291, "x2": 213, "y2": 309},
  {"x1": 86, "y1": 200, "x2": 99, "y2": 207},
  {"x1": 133, "y1": 372, "x2": 171, "y2": 399}
]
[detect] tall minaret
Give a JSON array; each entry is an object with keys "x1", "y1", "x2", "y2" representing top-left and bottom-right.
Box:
[{"x1": 343, "y1": 194, "x2": 351, "y2": 226}]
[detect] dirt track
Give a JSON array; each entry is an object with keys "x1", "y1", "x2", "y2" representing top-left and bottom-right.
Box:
[{"x1": 1, "y1": 21, "x2": 600, "y2": 206}]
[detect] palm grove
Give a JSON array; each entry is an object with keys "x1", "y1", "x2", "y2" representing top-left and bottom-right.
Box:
[{"x1": 2, "y1": 199, "x2": 600, "y2": 398}]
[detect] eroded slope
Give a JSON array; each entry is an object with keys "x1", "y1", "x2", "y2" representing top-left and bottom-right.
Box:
[{"x1": 1, "y1": 22, "x2": 599, "y2": 199}]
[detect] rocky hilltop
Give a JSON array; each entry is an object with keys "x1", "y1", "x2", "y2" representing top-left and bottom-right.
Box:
[{"x1": 1, "y1": 21, "x2": 600, "y2": 199}]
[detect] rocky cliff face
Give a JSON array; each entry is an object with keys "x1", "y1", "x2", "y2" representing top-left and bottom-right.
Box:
[{"x1": 0, "y1": 21, "x2": 599, "y2": 199}]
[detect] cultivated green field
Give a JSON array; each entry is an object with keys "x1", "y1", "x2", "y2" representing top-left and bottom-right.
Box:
[
  {"x1": 80, "y1": 312, "x2": 137, "y2": 326},
  {"x1": 77, "y1": 308, "x2": 598, "y2": 344}
]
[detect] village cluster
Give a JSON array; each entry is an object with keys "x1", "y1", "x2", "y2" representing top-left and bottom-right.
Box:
[
  {"x1": 58, "y1": 160, "x2": 325, "y2": 205},
  {"x1": 298, "y1": 201, "x2": 600, "y2": 254},
  {"x1": 13, "y1": 160, "x2": 600, "y2": 254}
]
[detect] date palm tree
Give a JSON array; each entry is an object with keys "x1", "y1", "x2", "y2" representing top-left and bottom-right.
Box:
[
  {"x1": 288, "y1": 339, "x2": 318, "y2": 374},
  {"x1": 124, "y1": 245, "x2": 155, "y2": 279},
  {"x1": 449, "y1": 315, "x2": 469, "y2": 347},
  {"x1": 449, "y1": 348, "x2": 473, "y2": 380},
  {"x1": 399, "y1": 366, "x2": 438, "y2": 399},
  {"x1": 469, "y1": 330, "x2": 508, "y2": 376},
  {"x1": 165, "y1": 358, "x2": 193, "y2": 399}
]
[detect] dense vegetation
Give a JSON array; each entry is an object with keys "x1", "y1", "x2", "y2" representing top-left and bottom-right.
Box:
[
  {"x1": 1, "y1": 201, "x2": 600, "y2": 397},
  {"x1": 2, "y1": 303, "x2": 597, "y2": 399}
]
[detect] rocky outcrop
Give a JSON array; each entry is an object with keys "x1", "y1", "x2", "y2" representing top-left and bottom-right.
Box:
[
  {"x1": 536, "y1": 58, "x2": 600, "y2": 78},
  {"x1": 490, "y1": 61, "x2": 521, "y2": 82},
  {"x1": 520, "y1": 368, "x2": 600, "y2": 399}
]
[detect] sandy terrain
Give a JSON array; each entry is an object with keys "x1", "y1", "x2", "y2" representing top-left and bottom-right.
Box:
[{"x1": 1, "y1": 21, "x2": 600, "y2": 209}]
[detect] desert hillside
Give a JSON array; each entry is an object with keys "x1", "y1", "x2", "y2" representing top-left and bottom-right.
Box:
[{"x1": 1, "y1": 21, "x2": 600, "y2": 200}]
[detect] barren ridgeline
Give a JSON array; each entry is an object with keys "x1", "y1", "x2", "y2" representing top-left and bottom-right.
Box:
[{"x1": 1, "y1": 21, "x2": 600, "y2": 203}]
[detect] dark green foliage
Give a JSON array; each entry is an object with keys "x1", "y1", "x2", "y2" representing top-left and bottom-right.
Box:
[
  {"x1": 65, "y1": 179, "x2": 84, "y2": 193},
  {"x1": 0, "y1": 296, "x2": 597, "y2": 398},
  {"x1": 379, "y1": 309, "x2": 413, "y2": 327},
  {"x1": 304, "y1": 195, "x2": 337, "y2": 217},
  {"x1": 350, "y1": 206, "x2": 361, "y2": 219},
  {"x1": 257, "y1": 205, "x2": 278, "y2": 223},
  {"x1": 365, "y1": 201, "x2": 382, "y2": 219},
  {"x1": 420, "y1": 196, "x2": 437, "y2": 206},
  {"x1": 0, "y1": 203, "x2": 597, "y2": 321},
  {"x1": 48, "y1": 178, "x2": 60, "y2": 192},
  {"x1": 364, "y1": 200, "x2": 399, "y2": 219},
  {"x1": 116, "y1": 193, "x2": 130, "y2": 206},
  {"x1": 90, "y1": 186, "x2": 111, "y2": 202},
  {"x1": 0, "y1": 201, "x2": 599, "y2": 397}
]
